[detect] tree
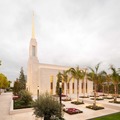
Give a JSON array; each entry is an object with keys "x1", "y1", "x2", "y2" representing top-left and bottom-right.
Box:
[
  {"x1": 69, "y1": 66, "x2": 85, "y2": 101},
  {"x1": 33, "y1": 92, "x2": 63, "y2": 120},
  {"x1": 56, "y1": 72, "x2": 63, "y2": 95},
  {"x1": 87, "y1": 63, "x2": 101, "y2": 107},
  {"x1": 61, "y1": 70, "x2": 72, "y2": 98},
  {"x1": 0, "y1": 73, "x2": 9, "y2": 94},
  {"x1": 19, "y1": 67, "x2": 26, "y2": 90},
  {"x1": 102, "y1": 71, "x2": 111, "y2": 95},
  {"x1": 110, "y1": 65, "x2": 120, "y2": 102},
  {"x1": 13, "y1": 79, "x2": 21, "y2": 95}
]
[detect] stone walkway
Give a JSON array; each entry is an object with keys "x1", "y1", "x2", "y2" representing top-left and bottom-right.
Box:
[
  {"x1": 0, "y1": 93, "x2": 120, "y2": 120},
  {"x1": 0, "y1": 92, "x2": 12, "y2": 120}
]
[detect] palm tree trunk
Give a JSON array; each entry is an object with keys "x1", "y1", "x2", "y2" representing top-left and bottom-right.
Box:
[
  {"x1": 77, "y1": 79, "x2": 79, "y2": 101},
  {"x1": 107, "y1": 84, "x2": 109, "y2": 95},
  {"x1": 103, "y1": 85, "x2": 105, "y2": 95},
  {"x1": 83, "y1": 79, "x2": 85, "y2": 96},
  {"x1": 44, "y1": 115, "x2": 51, "y2": 120},
  {"x1": 117, "y1": 83, "x2": 118, "y2": 97},
  {"x1": 93, "y1": 83, "x2": 97, "y2": 107},
  {"x1": 66, "y1": 83, "x2": 68, "y2": 99},
  {"x1": 114, "y1": 84, "x2": 117, "y2": 102}
]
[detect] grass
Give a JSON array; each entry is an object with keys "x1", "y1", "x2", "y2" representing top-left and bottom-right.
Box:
[{"x1": 91, "y1": 112, "x2": 120, "y2": 120}]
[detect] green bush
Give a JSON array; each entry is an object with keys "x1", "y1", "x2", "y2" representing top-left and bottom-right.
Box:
[
  {"x1": 33, "y1": 92, "x2": 64, "y2": 120},
  {"x1": 18, "y1": 90, "x2": 33, "y2": 105}
]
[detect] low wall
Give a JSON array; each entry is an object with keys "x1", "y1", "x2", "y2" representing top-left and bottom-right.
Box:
[{"x1": 9, "y1": 99, "x2": 33, "y2": 115}]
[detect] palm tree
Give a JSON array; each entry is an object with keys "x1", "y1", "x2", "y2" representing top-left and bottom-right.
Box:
[
  {"x1": 87, "y1": 63, "x2": 101, "y2": 107},
  {"x1": 56, "y1": 72, "x2": 63, "y2": 96},
  {"x1": 97, "y1": 71, "x2": 107, "y2": 95},
  {"x1": 61, "y1": 70, "x2": 72, "y2": 98},
  {"x1": 110, "y1": 65, "x2": 120, "y2": 102},
  {"x1": 69, "y1": 66, "x2": 85, "y2": 101},
  {"x1": 102, "y1": 71, "x2": 111, "y2": 95}
]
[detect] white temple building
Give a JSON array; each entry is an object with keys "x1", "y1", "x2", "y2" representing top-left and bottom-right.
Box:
[{"x1": 27, "y1": 14, "x2": 93, "y2": 96}]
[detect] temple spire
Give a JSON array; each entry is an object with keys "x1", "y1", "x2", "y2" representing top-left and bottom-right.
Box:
[{"x1": 32, "y1": 12, "x2": 35, "y2": 39}]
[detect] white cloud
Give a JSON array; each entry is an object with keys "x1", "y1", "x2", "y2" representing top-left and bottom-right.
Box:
[{"x1": 0, "y1": 0, "x2": 120, "y2": 81}]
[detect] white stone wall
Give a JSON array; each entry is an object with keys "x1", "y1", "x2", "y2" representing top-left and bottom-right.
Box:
[{"x1": 37, "y1": 64, "x2": 93, "y2": 96}]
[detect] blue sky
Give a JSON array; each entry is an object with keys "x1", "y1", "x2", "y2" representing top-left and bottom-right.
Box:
[{"x1": 0, "y1": 0, "x2": 120, "y2": 82}]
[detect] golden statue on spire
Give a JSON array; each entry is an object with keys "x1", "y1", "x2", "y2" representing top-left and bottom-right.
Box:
[{"x1": 32, "y1": 12, "x2": 35, "y2": 39}]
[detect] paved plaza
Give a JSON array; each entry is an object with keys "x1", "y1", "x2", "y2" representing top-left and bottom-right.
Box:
[{"x1": 0, "y1": 92, "x2": 120, "y2": 120}]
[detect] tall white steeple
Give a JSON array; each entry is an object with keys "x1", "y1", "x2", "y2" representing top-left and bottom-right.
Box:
[
  {"x1": 29, "y1": 12, "x2": 39, "y2": 61},
  {"x1": 32, "y1": 12, "x2": 35, "y2": 39},
  {"x1": 27, "y1": 12, "x2": 39, "y2": 95}
]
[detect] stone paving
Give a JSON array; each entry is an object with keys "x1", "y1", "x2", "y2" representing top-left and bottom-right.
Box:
[{"x1": 0, "y1": 92, "x2": 120, "y2": 120}]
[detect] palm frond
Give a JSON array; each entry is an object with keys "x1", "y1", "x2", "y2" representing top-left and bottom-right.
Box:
[{"x1": 95, "y1": 62, "x2": 101, "y2": 73}]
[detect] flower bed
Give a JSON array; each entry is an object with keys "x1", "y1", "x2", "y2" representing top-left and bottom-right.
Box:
[
  {"x1": 63, "y1": 108, "x2": 83, "y2": 115},
  {"x1": 86, "y1": 105, "x2": 104, "y2": 110},
  {"x1": 71, "y1": 101, "x2": 84, "y2": 105}
]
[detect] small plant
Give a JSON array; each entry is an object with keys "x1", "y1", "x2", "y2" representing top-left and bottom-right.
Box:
[
  {"x1": 18, "y1": 90, "x2": 33, "y2": 105},
  {"x1": 33, "y1": 92, "x2": 64, "y2": 120}
]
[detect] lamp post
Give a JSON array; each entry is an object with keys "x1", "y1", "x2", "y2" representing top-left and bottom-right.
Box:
[
  {"x1": 59, "y1": 80, "x2": 62, "y2": 105},
  {"x1": 37, "y1": 86, "x2": 39, "y2": 99}
]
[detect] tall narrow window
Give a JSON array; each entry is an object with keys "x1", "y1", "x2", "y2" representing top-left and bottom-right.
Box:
[
  {"x1": 72, "y1": 78, "x2": 74, "y2": 93},
  {"x1": 32, "y1": 46, "x2": 36, "y2": 56},
  {"x1": 62, "y1": 79, "x2": 64, "y2": 94},
  {"x1": 67, "y1": 82, "x2": 70, "y2": 94},
  {"x1": 50, "y1": 75, "x2": 53, "y2": 95},
  {"x1": 86, "y1": 82, "x2": 87, "y2": 93},
  {"x1": 81, "y1": 81, "x2": 84, "y2": 93}
]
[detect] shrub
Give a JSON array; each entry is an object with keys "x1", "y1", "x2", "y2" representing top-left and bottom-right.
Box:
[
  {"x1": 18, "y1": 90, "x2": 33, "y2": 105},
  {"x1": 33, "y1": 92, "x2": 64, "y2": 120}
]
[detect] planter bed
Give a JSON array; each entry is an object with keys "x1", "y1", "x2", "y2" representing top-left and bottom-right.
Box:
[
  {"x1": 14, "y1": 100, "x2": 33, "y2": 109},
  {"x1": 103, "y1": 96, "x2": 113, "y2": 99},
  {"x1": 91, "y1": 98, "x2": 104, "y2": 101},
  {"x1": 63, "y1": 108, "x2": 83, "y2": 115},
  {"x1": 79, "y1": 96, "x2": 89, "y2": 98},
  {"x1": 86, "y1": 105, "x2": 104, "y2": 110},
  {"x1": 71, "y1": 101, "x2": 84, "y2": 105},
  {"x1": 109, "y1": 101, "x2": 120, "y2": 104},
  {"x1": 90, "y1": 95, "x2": 99, "y2": 97},
  {"x1": 62, "y1": 98, "x2": 71, "y2": 101}
]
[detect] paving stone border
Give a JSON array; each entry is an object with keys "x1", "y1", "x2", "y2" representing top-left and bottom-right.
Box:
[{"x1": 9, "y1": 99, "x2": 33, "y2": 115}]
